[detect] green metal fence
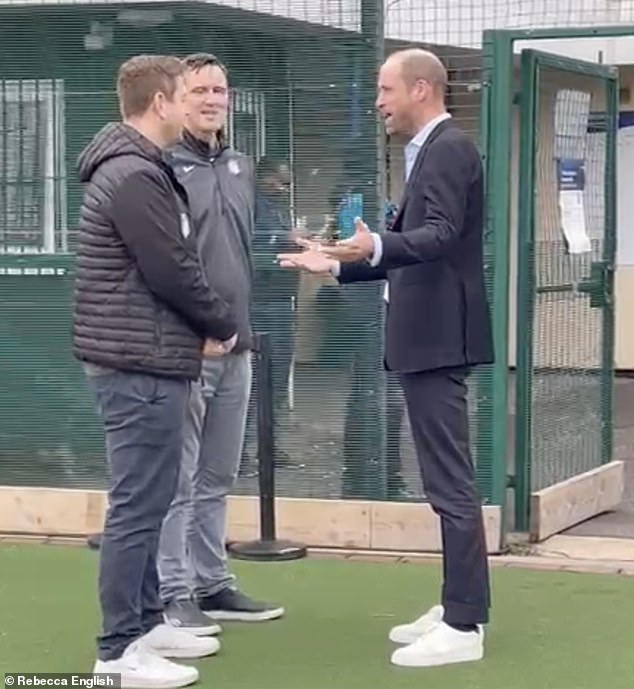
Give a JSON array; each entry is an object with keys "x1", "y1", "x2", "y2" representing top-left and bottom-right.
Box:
[
  {"x1": 0, "y1": 1, "x2": 393, "y2": 501},
  {"x1": 484, "y1": 28, "x2": 623, "y2": 532},
  {"x1": 0, "y1": 0, "x2": 629, "y2": 539}
]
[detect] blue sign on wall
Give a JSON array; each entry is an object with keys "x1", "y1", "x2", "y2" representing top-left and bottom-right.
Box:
[{"x1": 557, "y1": 158, "x2": 585, "y2": 192}]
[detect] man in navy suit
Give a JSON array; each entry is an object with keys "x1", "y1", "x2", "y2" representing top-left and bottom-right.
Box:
[{"x1": 277, "y1": 48, "x2": 494, "y2": 668}]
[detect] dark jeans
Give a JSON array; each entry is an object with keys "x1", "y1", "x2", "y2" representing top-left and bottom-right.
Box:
[{"x1": 87, "y1": 370, "x2": 189, "y2": 661}]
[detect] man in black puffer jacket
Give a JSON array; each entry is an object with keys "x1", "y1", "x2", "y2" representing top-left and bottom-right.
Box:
[{"x1": 73, "y1": 55, "x2": 237, "y2": 688}]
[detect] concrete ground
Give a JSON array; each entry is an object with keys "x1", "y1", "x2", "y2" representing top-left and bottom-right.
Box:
[
  {"x1": 534, "y1": 534, "x2": 634, "y2": 561},
  {"x1": 235, "y1": 366, "x2": 634, "y2": 539}
]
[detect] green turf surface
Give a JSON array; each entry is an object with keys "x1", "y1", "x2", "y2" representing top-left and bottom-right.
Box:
[{"x1": 1, "y1": 543, "x2": 633, "y2": 688}]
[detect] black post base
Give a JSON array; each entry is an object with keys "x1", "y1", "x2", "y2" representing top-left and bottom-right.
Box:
[
  {"x1": 227, "y1": 538, "x2": 307, "y2": 562},
  {"x1": 87, "y1": 533, "x2": 102, "y2": 550}
]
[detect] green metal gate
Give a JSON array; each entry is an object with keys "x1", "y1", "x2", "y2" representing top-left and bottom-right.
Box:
[{"x1": 513, "y1": 50, "x2": 618, "y2": 531}]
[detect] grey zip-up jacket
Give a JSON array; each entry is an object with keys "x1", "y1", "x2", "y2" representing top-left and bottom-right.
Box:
[{"x1": 167, "y1": 131, "x2": 255, "y2": 353}]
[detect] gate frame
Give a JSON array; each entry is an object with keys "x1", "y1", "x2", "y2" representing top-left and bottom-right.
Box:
[
  {"x1": 514, "y1": 49, "x2": 618, "y2": 532},
  {"x1": 481, "y1": 26, "x2": 633, "y2": 538}
]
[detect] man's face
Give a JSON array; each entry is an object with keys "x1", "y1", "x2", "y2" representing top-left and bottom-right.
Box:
[
  {"x1": 184, "y1": 64, "x2": 229, "y2": 137},
  {"x1": 376, "y1": 59, "x2": 426, "y2": 137},
  {"x1": 156, "y1": 75, "x2": 187, "y2": 146}
]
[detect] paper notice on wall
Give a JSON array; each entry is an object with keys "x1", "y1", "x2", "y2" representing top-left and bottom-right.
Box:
[{"x1": 557, "y1": 158, "x2": 592, "y2": 254}]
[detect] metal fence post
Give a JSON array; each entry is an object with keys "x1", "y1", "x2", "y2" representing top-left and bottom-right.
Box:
[
  {"x1": 340, "y1": 0, "x2": 387, "y2": 501},
  {"x1": 479, "y1": 30, "x2": 515, "y2": 543}
]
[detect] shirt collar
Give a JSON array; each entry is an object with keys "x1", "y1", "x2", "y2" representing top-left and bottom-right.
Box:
[{"x1": 408, "y1": 112, "x2": 452, "y2": 150}]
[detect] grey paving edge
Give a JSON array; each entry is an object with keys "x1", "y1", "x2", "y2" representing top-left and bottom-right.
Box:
[{"x1": 1, "y1": 534, "x2": 634, "y2": 576}]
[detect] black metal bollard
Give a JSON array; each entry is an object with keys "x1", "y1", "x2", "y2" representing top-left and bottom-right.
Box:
[
  {"x1": 86, "y1": 533, "x2": 102, "y2": 550},
  {"x1": 228, "y1": 332, "x2": 307, "y2": 562}
]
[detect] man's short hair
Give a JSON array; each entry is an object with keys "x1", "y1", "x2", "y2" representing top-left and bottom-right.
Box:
[
  {"x1": 117, "y1": 55, "x2": 185, "y2": 119},
  {"x1": 183, "y1": 52, "x2": 228, "y2": 76}
]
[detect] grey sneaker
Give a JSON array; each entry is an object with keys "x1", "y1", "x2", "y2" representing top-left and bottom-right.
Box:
[
  {"x1": 163, "y1": 599, "x2": 222, "y2": 637},
  {"x1": 198, "y1": 588, "x2": 285, "y2": 622}
]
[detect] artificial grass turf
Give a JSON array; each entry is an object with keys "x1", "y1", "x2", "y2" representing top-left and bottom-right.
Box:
[{"x1": 0, "y1": 543, "x2": 632, "y2": 689}]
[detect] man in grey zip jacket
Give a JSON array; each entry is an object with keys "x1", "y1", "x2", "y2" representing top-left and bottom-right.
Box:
[{"x1": 157, "y1": 52, "x2": 283, "y2": 634}]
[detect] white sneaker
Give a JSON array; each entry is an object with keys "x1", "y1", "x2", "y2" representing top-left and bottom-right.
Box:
[
  {"x1": 388, "y1": 605, "x2": 445, "y2": 644},
  {"x1": 140, "y1": 623, "x2": 221, "y2": 659},
  {"x1": 391, "y1": 621, "x2": 484, "y2": 668},
  {"x1": 92, "y1": 640, "x2": 199, "y2": 689}
]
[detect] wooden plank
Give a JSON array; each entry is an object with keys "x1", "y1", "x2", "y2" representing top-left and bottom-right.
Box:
[
  {"x1": 227, "y1": 496, "x2": 373, "y2": 548},
  {"x1": 370, "y1": 502, "x2": 503, "y2": 554},
  {"x1": 0, "y1": 487, "x2": 106, "y2": 536},
  {"x1": 226, "y1": 495, "x2": 260, "y2": 542},
  {"x1": 0, "y1": 486, "x2": 502, "y2": 553},
  {"x1": 529, "y1": 460, "x2": 625, "y2": 542},
  {"x1": 275, "y1": 497, "x2": 372, "y2": 548}
]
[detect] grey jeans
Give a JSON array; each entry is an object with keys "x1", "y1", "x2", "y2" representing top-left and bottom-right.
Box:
[
  {"x1": 158, "y1": 351, "x2": 252, "y2": 603},
  {"x1": 86, "y1": 369, "x2": 189, "y2": 661}
]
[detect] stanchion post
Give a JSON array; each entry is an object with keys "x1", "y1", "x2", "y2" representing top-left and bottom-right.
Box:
[
  {"x1": 228, "y1": 332, "x2": 307, "y2": 561},
  {"x1": 86, "y1": 533, "x2": 102, "y2": 550}
]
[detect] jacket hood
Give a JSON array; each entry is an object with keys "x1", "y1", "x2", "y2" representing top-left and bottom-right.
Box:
[{"x1": 77, "y1": 123, "x2": 163, "y2": 183}]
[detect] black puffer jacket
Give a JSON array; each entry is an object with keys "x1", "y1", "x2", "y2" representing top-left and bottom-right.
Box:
[{"x1": 72, "y1": 123, "x2": 237, "y2": 380}]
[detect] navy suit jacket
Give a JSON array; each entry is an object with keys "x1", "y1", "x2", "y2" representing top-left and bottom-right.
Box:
[{"x1": 338, "y1": 119, "x2": 494, "y2": 373}]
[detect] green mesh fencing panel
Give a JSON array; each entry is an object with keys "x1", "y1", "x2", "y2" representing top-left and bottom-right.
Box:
[
  {"x1": 4, "y1": 0, "x2": 627, "y2": 507},
  {"x1": 0, "y1": 0, "x2": 501, "y2": 505},
  {"x1": 513, "y1": 50, "x2": 618, "y2": 532},
  {"x1": 530, "y1": 72, "x2": 614, "y2": 493},
  {"x1": 0, "y1": 1, "x2": 389, "y2": 499}
]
